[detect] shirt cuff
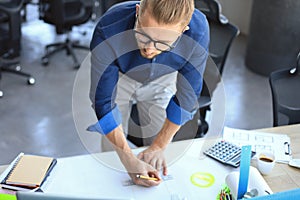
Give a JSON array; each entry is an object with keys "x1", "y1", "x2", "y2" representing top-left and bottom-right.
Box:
[
  {"x1": 87, "y1": 106, "x2": 122, "y2": 135},
  {"x1": 166, "y1": 98, "x2": 196, "y2": 125}
]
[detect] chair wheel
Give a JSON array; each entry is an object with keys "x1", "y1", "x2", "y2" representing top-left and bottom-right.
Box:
[
  {"x1": 42, "y1": 57, "x2": 49, "y2": 66},
  {"x1": 15, "y1": 65, "x2": 22, "y2": 71},
  {"x1": 27, "y1": 77, "x2": 35, "y2": 85},
  {"x1": 0, "y1": 90, "x2": 3, "y2": 98},
  {"x1": 74, "y1": 64, "x2": 80, "y2": 69},
  {"x1": 195, "y1": 120, "x2": 209, "y2": 138}
]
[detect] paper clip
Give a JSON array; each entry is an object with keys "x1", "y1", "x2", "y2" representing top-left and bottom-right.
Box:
[{"x1": 284, "y1": 142, "x2": 291, "y2": 155}]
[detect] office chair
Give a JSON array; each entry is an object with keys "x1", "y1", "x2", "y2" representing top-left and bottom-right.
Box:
[
  {"x1": 188, "y1": 0, "x2": 240, "y2": 137},
  {"x1": 0, "y1": 0, "x2": 35, "y2": 98},
  {"x1": 39, "y1": 0, "x2": 93, "y2": 69},
  {"x1": 195, "y1": 0, "x2": 240, "y2": 74},
  {"x1": 269, "y1": 52, "x2": 300, "y2": 126},
  {"x1": 0, "y1": 0, "x2": 24, "y2": 58}
]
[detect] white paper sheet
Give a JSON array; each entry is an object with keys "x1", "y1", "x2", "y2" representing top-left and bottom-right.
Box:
[
  {"x1": 222, "y1": 127, "x2": 291, "y2": 163},
  {"x1": 41, "y1": 139, "x2": 234, "y2": 199}
]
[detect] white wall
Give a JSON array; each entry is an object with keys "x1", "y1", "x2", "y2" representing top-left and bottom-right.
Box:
[{"x1": 218, "y1": 0, "x2": 253, "y2": 35}]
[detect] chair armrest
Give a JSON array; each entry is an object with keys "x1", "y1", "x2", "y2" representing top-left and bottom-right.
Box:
[
  {"x1": 65, "y1": 8, "x2": 86, "y2": 22},
  {"x1": 63, "y1": 0, "x2": 92, "y2": 24},
  {"x1": 0, "y1": 0, "x2": 24, "y2": 13},
  {"x1": 198, "y1": 95, "x2": 212, "y2": 109}
]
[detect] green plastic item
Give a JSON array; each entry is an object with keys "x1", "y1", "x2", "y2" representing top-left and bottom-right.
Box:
[{"x1": 0, "y1": 194, "x2": 16, "y2": 200}]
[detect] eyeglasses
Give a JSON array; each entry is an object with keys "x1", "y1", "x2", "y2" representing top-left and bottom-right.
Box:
[
  {"x1": 134, "y1": 30, "x2": 181, "y2": 52},
  {"x1": 134, "y1": 16, "x2": 182, "y2": 52}
]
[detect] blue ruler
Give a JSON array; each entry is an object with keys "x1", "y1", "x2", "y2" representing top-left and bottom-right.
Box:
[{"x1": 237, "y1": 145, "x2": 252, "y2": 199}]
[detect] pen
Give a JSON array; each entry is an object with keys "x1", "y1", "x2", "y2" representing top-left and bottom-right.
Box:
[
  {"x1": 136, "y1": 174, "x2": 159, "y2": 181},
  {"x1": 226, "y1": 193, "x2": 232, "y2": 200}
]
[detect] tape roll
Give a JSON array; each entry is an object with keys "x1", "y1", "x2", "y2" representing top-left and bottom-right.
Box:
[{"x1": 190, "y1": 172, "x2": 215, "y2": 188}]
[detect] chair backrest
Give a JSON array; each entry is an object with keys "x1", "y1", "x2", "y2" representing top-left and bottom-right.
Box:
[
  {"x1": 39, "y1": 0, "x2": 93, "y2": 34},
  {"x1": 101, "y1": 0, "x2": 136, "y2": 14},
  {"x1": 208, "y1": 21, "x2": 239, "y2": 74},
  {"x1": 297, "y1": 51, "x2": 300, "y2": 73},
  {"x1": 0, "y1": 0, "x2": 24, "y2": 11},
  {"x1": 194, "y1": 0, "x2": 228, "y2": 24},
  {"x1": 269, "y1": 52, "x2": 300, "y2": 126},
  {"x1": 0, "y1": 0, "x2": 24, "y2": 58},
  {"x1": 195, "y1": 0, "x2": 240, "y2": 75},
  {"x1": 195, "y1": 0, "x2": 239, "y2": 114},
  {"x1": 105, "y1": 1, "x2": 139, "y2": 14}
]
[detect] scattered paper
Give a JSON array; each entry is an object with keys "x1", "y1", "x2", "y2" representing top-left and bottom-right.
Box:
[{"x1": 223, "y1": 127, "x2": 291, "y2": 163}]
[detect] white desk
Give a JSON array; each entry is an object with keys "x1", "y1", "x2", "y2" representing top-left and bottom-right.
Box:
[
  {"x1": 1, "y1": 124, "x2": 299, "y2": 199},
  {"x1": 41, "y1": 138, "x2": 234, "y2": 199},
  {"x1": 254, "y1": 124, "x2": 300, "y2": 192}
]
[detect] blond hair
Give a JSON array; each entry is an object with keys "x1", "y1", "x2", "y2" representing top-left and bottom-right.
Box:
[{"x1": 139, "y1": 0, "x2": 194, "y2": 26}]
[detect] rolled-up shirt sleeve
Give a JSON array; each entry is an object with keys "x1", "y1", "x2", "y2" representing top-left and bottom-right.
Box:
[
  {"x1": 88, "y1": 64, "x2": 122, "y2": 135},
  {"x1": 87, "y1": 106, "x2": 122, "y2": 135},
  {"x1": 166, "y1": 97, "x2": 197, "y2": 125},
  {"x1": 88, "y1": 23, "x2": 122, "y2": 135}
]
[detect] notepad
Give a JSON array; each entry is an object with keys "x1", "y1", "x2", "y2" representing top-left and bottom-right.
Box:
[{"x1": 2, "y1": 154, "x2": 57, "y2": 189}]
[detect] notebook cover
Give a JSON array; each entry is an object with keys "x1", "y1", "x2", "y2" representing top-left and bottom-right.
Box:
[{"x1": 3, "y1": 155, "x2": 56, "y2": 188}]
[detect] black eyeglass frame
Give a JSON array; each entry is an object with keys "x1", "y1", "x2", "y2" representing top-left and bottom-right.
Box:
[{"x1": 133, "y1": 28, "x2": 182, "y2": 52}]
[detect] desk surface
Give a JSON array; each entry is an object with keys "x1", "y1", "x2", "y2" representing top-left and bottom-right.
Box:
[
  {"x1": 1, "y1": 124, "x2": 299, "y2": 197},
  {"x1": 254, "y1": 124, "x2": 300, "y2": 192}
]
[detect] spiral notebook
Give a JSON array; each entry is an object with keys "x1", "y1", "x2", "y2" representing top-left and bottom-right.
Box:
[{"x1": 1, "y1": 153, "x2": 57, "y2": 189}]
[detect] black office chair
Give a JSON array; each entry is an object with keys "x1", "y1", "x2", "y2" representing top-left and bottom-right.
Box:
[
  {"x1": 269, "y1": 52, "x2": 300, "y2": 127},
  {"x1": 195, "y1": 0, "x2": 240, "y2": 74},
  {"x1": 0, "y1": 0, "x2": 35, "y2": 98},
  {"x1": 0, "y1": 0, "x2": 24, "y2": 58},
  {"x1": 188, "y1": 0, "x2": 239, "y2": 137},
  {"x1": 39, "y1": 0, "x2": 93, "y2": 69}
]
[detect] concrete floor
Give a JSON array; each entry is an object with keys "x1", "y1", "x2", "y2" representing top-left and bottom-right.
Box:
[{"x1": 0, "y1": 5, "x2": 273, "y2": 165}]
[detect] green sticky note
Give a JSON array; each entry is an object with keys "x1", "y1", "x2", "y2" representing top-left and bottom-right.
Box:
[{"x1": 0, "y1": 194, "x2": 16, "y2": 200}]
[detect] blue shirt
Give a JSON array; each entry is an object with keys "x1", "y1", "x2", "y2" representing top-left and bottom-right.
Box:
[{"x1": 89, "y1": 2, "x2": 210, "y2": 135}]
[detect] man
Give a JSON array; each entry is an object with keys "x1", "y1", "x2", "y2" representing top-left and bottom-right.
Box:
[{"x1": 89, "y1": 0, "x2": 209, "y2": 187}]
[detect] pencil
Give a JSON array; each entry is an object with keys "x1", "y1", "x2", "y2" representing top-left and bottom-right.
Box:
[{"x1": 136, "y1": 174, "x2": 159, "y2": 181}]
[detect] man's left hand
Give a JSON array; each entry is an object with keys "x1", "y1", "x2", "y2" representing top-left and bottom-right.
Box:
[{"x1": 137, "y1": 146, "x2": 167, "y2": 176}]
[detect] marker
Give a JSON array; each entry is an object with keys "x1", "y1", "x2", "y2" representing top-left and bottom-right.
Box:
[{"x1": 136, "y1": 174, "x2": 158, "y2": 181}]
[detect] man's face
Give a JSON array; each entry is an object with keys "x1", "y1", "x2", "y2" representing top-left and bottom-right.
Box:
[{"x1": 135, "y1": 7, "x2": 186, "y2": 59}]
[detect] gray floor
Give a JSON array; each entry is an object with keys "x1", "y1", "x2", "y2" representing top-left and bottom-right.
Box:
[{"x1": 0, "y1": 7, "x2": 273, "y2": 165}]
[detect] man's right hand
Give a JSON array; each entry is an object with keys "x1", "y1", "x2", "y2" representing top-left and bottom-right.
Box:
[
  {"x1": 122, "y1": 154, "x2": 162, "y2": 187},
  {"x1": 105, "y1": 125, "x2": 162, "y2": 187}
]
